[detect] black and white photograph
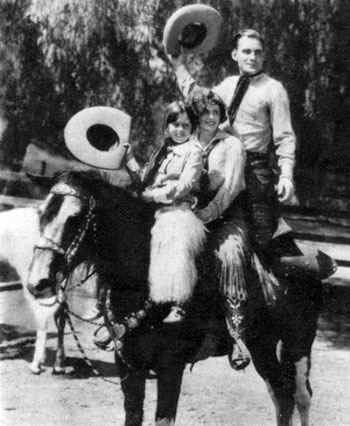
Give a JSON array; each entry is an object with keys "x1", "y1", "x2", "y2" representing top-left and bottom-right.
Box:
[{"x1": 1, "y1": 1, "x2": 350, "y2": 425}]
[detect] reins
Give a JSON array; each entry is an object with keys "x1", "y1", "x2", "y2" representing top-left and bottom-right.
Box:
[
  {"x1": 34, "y1": 180, "x2": 153, "y2": 378},
  {"x1": 34, "y1": 181, "x2": 138, "y2": 379}
]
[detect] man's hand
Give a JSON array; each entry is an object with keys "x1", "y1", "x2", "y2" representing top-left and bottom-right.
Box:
[{"x1": 277, "y1": 176, "x2": 295, "y2": 203}]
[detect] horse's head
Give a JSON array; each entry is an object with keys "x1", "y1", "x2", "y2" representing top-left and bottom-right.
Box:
[{"x1": 27, "y1": 172, "x2": 98, "y2": 299}]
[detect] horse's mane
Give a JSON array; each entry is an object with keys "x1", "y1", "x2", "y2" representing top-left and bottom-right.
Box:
[
  {"x1": 54, "y1": 170, "x2": 132, "y2": 204},
  {"x1": 53, "y1": 170, "x2": 155, "y2": 281}
]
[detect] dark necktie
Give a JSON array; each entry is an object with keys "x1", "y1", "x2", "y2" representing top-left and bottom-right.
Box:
[{"x1": 227, "y1": 74, "x2": 251, "y2": 126}]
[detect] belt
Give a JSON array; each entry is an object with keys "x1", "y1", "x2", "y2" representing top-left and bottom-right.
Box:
[{"x1": 246, "y1": 151, "x2": 269, "y2": 169}]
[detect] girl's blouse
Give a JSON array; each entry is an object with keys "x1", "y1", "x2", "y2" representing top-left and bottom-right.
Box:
[{"x1": 144, "y1": 140, "x2": 203, "y2": 204}]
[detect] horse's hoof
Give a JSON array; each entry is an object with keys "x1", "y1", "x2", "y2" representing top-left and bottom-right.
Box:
[
  {"x1": 29, "y1": 364, "x2": 42, "y2": 375},
  {"x1": 52, "y1": 366, "x2": 66, "y2": 375}
]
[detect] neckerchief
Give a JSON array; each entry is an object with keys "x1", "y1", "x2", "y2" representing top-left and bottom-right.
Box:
[
  {"x1": 228, "y1": 71, "x2": 262, "y2": 126},
  {"x1": 142, "y1": 138, "x2": 173, "y2": 188},
  {"x1": 198, "y1": 135, "x2": 221, "y2": 195}
]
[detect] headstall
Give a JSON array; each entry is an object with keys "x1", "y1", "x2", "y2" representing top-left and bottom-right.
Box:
[{"x1": 34, "y1": 182, "x2": 97, "y2": 265}]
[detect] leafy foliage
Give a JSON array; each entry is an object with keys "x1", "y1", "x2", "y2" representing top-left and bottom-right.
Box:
[{"x1": 0, "y1": 0, "x2": 350, "y2": 173}]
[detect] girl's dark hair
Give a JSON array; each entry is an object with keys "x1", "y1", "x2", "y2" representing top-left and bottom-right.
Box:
[
  {"x1": 163, "y1": 100, "x2": 197, "y2": 133},
  {"x1": 190, "y1": 88, "x2": 227, "y2": 124},
  {"x1": 232, "y1": 28, "x2": 265, "y2": 50}
]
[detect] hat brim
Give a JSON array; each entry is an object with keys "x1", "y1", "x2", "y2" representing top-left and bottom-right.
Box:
[
  {"x1": 163, "y1": 5, "x2": 223, "y2": 55},
  {"x1": 64, "y1": 106, "x2": 131, "y2": 170}
]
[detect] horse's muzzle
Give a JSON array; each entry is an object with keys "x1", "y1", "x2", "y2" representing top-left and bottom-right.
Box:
[{"x1": 27, "y1": 279, "x2": 56, "y2": 299}]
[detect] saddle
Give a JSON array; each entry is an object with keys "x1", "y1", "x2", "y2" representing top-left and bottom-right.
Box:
[{"x1": 269, "y1": 218, "x2": 337, "y2": 281}]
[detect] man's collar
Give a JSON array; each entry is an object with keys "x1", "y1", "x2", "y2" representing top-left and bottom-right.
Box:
[{"x1": 239, "y1": 71, "x2": 264, "y2": 81}]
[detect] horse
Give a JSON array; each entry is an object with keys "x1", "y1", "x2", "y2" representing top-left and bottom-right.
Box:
[
  {"x1": 26, "y1": 170, "x2": 322, "y2": 426},
  {"x1": 0, "y1": 206, "x2": 52, "y2": 373},
  {"x1": 0, "y1": 205, "x2": 96, "y2": 374}
]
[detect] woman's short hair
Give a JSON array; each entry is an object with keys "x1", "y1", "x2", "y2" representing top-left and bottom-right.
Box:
[
  {"x1": 163, "y1": 100, "x2": 197, "y2": 133},
  {"x1": 190, "y1": 88, "x2": 227, "y2": 124},
  {"x1": 232, "y1": 28, "x2": 265, "y2": 50}
]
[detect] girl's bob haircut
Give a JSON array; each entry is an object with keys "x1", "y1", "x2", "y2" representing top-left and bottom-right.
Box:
[{"x1": 163, "y1": 100, "x2": 198, "y2": 133}]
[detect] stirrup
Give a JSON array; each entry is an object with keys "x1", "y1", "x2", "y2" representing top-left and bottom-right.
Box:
[
  {"x1": 228, "y1": 338, "x2": 251, "y2": 371},
  {"x1": 93, "y1": 325, "x2": 113, "y2": 350},
  {"x1": 225, "y1": 297, "x2": 251, "y2": 370}
]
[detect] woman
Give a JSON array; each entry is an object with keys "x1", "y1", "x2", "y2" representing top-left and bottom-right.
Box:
[{"x1": 190, "y1": 88, "x2": 278, "y2": 369}]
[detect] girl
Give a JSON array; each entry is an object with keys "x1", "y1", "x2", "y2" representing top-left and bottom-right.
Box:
[{"x1": 141, "y1": 100, "x2": 206, "y2": 323}]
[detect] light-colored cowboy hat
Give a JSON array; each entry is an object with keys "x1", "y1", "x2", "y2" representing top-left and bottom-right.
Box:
[
  {"x1": 64, "y1": 106, "x2": 131, "y2": 170},
  {"x1": 163, "y1": 4, "x2": 223, "y2": 56}
]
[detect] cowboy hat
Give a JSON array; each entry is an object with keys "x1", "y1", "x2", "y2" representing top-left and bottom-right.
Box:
[
  {"x1": 163, "y1": 4, "x2": 223, "y2": 56},
  {"x1": 64, "y1": 106, "x2": 131, "y2": 170}
]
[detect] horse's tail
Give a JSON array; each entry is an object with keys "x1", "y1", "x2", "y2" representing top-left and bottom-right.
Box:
[{"x1": 148, "y1": 206, "x2": 206, "y2": 304}]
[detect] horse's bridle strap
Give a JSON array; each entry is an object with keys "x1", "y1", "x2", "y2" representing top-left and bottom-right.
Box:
[
  {"x1": 34, "y1": 237, "x2": 65, "y2": 255},
  {"x1": 35, "y1": 183, "x2": 97, "y2": 265},
  {"x1": 50, "y1": 182, "x2": 88, "y2": 200}
]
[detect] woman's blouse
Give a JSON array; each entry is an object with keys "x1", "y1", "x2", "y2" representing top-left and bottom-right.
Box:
[{"x1": 191, "y1": 129, "x2": 246, "y2": 222}]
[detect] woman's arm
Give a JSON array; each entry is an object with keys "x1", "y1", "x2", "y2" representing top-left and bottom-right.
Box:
[{"x1": 197, "y1": 138, "x2": 246, "y2": 222}]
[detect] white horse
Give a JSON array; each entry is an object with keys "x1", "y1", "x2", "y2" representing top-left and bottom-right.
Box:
[{"x1": 0, "y1": 207, "x2": 62, "y2": 374}]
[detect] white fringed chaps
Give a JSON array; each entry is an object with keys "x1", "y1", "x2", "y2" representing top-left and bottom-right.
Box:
[{"x1": 148, "y1": 206, "x2": 206, "y2": 304}]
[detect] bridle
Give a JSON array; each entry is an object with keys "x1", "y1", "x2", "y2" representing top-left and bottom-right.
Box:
[{"x1": 34, "y1": 182, "x2": 98, "y2": 270}]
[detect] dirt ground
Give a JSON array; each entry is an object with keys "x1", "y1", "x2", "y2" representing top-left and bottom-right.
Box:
[{"x1": 1, "y1": 285, "x2": 350, "y2": 426}]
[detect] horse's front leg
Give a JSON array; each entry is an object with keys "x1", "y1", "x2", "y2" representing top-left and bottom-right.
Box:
[
  {"x1": 52, "y1": 304, "x2": 66, "y2": 374},
  {"x1": 155, "y1": 364, "x2": 185, "y2": 426},
  {"x1": 29, "y1": 328, "x2": 48, "y2": 374},
  {"x1": 116, "y1": 356, "x2": 147, "y2": 426}
]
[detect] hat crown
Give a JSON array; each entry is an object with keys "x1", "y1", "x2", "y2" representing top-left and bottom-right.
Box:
[
  {"x1": 179, "y1": 22, "x2": 207, "y2": 49},
  {"x1": 86, "y1": 124, "x2": 120, "y2": 152}
]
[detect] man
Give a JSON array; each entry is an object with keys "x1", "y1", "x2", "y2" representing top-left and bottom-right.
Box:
[{"x1": 168, "y1": 28, "x2": 296, "y2": 264}]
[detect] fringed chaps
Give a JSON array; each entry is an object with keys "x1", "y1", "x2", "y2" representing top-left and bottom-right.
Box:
[
  {"x1": 213, "y1": 220, "x2": 249, "y2": 302},
  {"x1": 148, "y1": 205, "x2": 206, "y2": 304},
  {"x1": 213, "y1": 218, "x2": 279, "y2": 305},
  {"x1": 251, "y1": 252, "x2": 280, "y2": 306}
]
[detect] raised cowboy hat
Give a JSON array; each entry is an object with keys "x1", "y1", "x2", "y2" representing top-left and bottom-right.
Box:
[
  {"x1": 64, "y1": 106, "x2": 131, "y2": 170},
  {"x1": 163, "y1": 4, "x2": 223, "y2": 56}
]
